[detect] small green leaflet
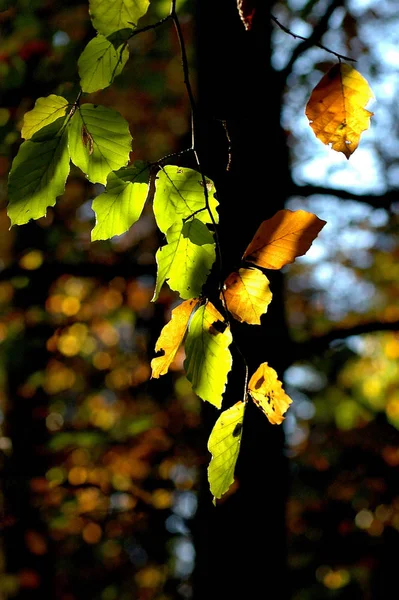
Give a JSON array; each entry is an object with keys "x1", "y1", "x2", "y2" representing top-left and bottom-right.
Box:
[
  {"x1": 91, "y1": 162, "x2": 149, "y2": 241},
  {"x1": 68, "y1": 104, "x2": 132, "y2": 185},
  {"x1": 78, "y1": 34, "x2": 130, "y2": 93},
  {"x1": 8, "y1": 118, "x2": 70, "y2": 226},
  {"x1": 208, "y1": 401, "x2": 246, "y2": 504},
  {"x1": 21, "y1": 95, "x2": 69, "y2": 140},
  {"x1": 153, "y1": 166, "x2": 219, "y2": 235},
  {"x1": 184, "y1": 302, "x2": 232, "y2": 408},
  {"x1": 152, "y1": 219, "x2": 216, "y2": 301},
  {"x1": 89, "y1": 0, "x2": 150, "y2": 36}
]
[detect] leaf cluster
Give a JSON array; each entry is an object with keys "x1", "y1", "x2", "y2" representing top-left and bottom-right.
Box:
[{"x1": 6, "y1": 0, "x2": 375, "y2": 501}]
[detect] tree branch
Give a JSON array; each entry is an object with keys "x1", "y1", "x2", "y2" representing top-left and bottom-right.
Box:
[
  {"x1": 289, "y1": 182, "x2": 399, "y2": 211},
  {"x1": 293, "y1": 320, "x2": 399, "y2": 361},
  {"x1": 274, "y1": 0, "x2": 350, "y2": 80}
]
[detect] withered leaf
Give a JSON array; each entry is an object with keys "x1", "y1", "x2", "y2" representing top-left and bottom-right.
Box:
[
  {"x1": 248, "y1": 362, "x2": 293, "y2": 425},
  {"x1": 243, "y1": 209, "x2": 326, "y2": 270},
  {"x1": 151, "y1": 298, "x2": 199, "y2": 378},
  {"x1": 305, "y1": 63, "x2": 374, "y2": 158}
]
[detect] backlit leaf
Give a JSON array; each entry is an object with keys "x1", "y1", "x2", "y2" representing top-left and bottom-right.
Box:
[
  {"x1": 152, "y1": 219, "x2": 216, "y2": 301},
  {"x1": 8, "y1": 119, "x2": 70, "y2": 226},
  {"x1": 223, "y1": 267, "x2": 272, "y2": 325},
  {"x1": 248, "y1": 362, "x2": 292, "y2": 425},
  {"x1": 78, "y1": 34, "x2": 130, "y2": 93},
  {"x1": 237, "y1": 0, "x2": 256, "y2": 31},
  {"x1": 153, "y1": 166, "x2": 219, "y2": 235},
  {"x1": 151, "y1": 298, "x2": 200, "y2": 378},
  {"x1": 91, "y1": 161, "x2": 149, "y2": 241},
  {"x1": 184, "y1": 302, "x2": 232, "y2": 408},
  {"x1": 21, "y1": 94, "x2": 69, "y2": 140},
  {"x1": 89, "y1": 0, "x2": 149, "y2": 36},
  {"x1": 305, "y1": 63, "x2": 374, "y2": 158},
  {"x1": 208, "y1": 400, "x2": 245, "y2": 503},
  {"x1": 243, "y1": 209, "x2": 326, "y2": 270},
  {"x1": 68, "y1": 104, "x2": 132, "y2": 185}
]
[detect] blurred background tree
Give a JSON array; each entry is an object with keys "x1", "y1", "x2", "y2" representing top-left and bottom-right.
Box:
[{"x1": 0, "y1": 1, "x2": 398, "y2": 599}]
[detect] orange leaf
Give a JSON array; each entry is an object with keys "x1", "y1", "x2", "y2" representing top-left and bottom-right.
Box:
[
  {"x1": 248, "y1": 362, "x2": 292, "y2": 425},
  {"x1": 243, "y1": 209, "x2": 326, "y2": 270},
  {"x1": 237, "y1": 0, "x2": 256, "y2": 30},
  {"x1": 222, "y1": 267, "x2": 272, "y2": 325},
  {"x1": 305, "y1": 63, "x2": 374, "y2": 158},
  {"x1": 151, "y1": 298, "x2": 199, "y2": 378}
]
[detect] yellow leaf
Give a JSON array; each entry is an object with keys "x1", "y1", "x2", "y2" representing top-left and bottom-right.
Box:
[
  {"x1": 305, "y1": 63, "x2": 374, "y2": 158},
  {"x1": 248, "y1": 362, "x2": 292, "y2": 425},
  {"x1": 222, "y1": 267, "x2": 272, "y2": 325},
  {"x1": 243, "y1": 209, "x2": 326, "y2": 270},
  {"x1": 208, "y1": 400, "x2": 246, "y2": 503},
  {"x1": 151, "y1": 298, "x2": 199, "y2": 378}
]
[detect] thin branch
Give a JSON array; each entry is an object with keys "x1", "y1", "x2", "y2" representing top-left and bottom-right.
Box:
[
  {"x1": 271, "y1": 15, "x2": 354, "y2": 63},
  {"x1": 169, "y1": 0, "x2": 223, "y2": 289},
  {"x1": 272, "y1": 1, "x2": 355, "y2": 80},
  {"x1": 156, "y1": 147, "x2": 193, "y2": 166},
  {"x1": 169, "y1": 0, "x2": 250, "y2": 385},
  {"x1": 128, "y1": 14, "x2": 172, "y2": 38},
  {"x1": 170, "y1": 1, "x2": 197, "y2": 117},
  {"x1": 289, "y1": 182, "x2": 399, "y2": 211}
]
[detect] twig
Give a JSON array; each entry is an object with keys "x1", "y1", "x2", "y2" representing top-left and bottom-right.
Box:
[
  {"x1": 271, "y1": 13, "x2": 355, "y2": 70},
  {"x1": 169, "y1": 0, "x2": 249, "y2": 398},
  {"x1": 169, "y1": 0, "x2": 223, "y2": 290},
  {"x1": 128, "y1": 14, "x2": 172, "y2": 38}
]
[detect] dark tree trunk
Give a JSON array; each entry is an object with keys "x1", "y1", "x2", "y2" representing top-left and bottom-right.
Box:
[{"x1": 192, "y1": 2, "x2": 292, "y2": 598}]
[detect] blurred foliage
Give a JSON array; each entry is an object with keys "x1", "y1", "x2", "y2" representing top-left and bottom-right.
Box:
[
  {"x1": 275, "y1": 0, "x2": 399, "y2": 598},
  {"x1": 0, "y1": 0, "x2": 198, "y2": 598},
  {"x1": 1, "y1": 0, "x2": 399, "y2": 599}
]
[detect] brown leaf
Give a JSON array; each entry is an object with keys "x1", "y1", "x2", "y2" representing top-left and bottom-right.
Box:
[
  {"x1": 305, "y1": 63, "x2": 374, "y2": 158},
  {"x1": 222, "y1": 267, "x2": 272, "y2": 325},
  {"x1": 248, "y1": 362, "x2": 292, "y2": 425},
  {"x1": 237, "y1": 0, "x2": 256, "y2": 30},
  {"x1": 151, "y1": 298, "x2": 199, "y2": 378},
  {"x1": 243, "y1": 209, "x2": 326, "y2": 270}
]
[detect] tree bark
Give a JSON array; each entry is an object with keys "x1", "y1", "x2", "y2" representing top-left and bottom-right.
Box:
[{"x1": 192, "y1": 2, "x2": 292, "y2": 598}]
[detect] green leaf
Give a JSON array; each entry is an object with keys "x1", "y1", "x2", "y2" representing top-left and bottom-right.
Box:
[
  {"x1": 78, "y1": 34, "x2": 130, "y2": 93},
  {"x1": 7, "y1": 120, "x2": 70, "y2": 226},
  {"x1": 152, "y1": 219, "x2": 216, "y2": 301},
  {"x1": 182, "y1": 218, "x2": 215, "y2": 245},
  {"x1": 91, "y1": 161, "x2": 149, "y2": 241},
  {"x1": 184, "y1": 302, "x2": 232, "y2": 408},
  {"x1": 89, "y1": 0, "x2": 150, "y2": 36},
  {"x1": 153, "y1": 166, "x2": 219, "y2": 234},
  {"x1": 208, "y1": 401, "x2": 245, "y2": 503},
  {"x1": 68, "y1": 104, "x2": 132, "y2": 185},
  {"x1": 21, "y1": 95, "x2": 69, "y2": 140}
]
